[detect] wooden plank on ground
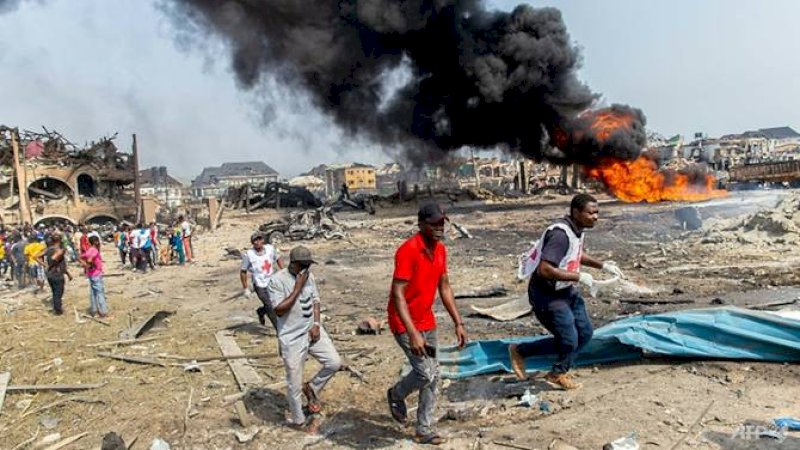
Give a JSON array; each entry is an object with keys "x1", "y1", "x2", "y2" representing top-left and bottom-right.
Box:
[
  {"x1": 97, "y1": 352, "x2": 166, "y2": 367},
  {"x1": 214, "y1": 331, "x2": 262, "y2": 391},
  {"x1": 43, "y1": 432, "x2": 88, "y2": 450},
  {"x1": 0, "y1": 372, "x2": 10, "y2": 415},
  {"x1": 234, "y1": 400, "x2": 253, "y2": 427},
  {"x1": 7, "y1": 383, "x2": 104, "y2": 393}
]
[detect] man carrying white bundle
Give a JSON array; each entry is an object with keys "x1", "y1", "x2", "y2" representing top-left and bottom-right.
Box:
[{"x1": 509, "y1": 194, "x2": 624, "y2": 389}]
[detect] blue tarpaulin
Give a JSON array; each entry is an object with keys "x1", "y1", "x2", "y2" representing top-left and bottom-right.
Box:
[{"x1": 439, "y1": 307, "x2": 800, "y2": 379}]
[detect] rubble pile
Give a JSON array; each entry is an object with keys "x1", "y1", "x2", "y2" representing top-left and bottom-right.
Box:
[
  {"x1": 702, "y1": 192, "x2": 800, "y2": 244},
  {"x1": 258, "y1": 206, "x2": 347, "y2": 244},
  {"x1": 0, "y1": 125, "x2": 137, "y2": 225},
  {"x1": 226, "y1": 181, "x2": 322, "y2": 211}
]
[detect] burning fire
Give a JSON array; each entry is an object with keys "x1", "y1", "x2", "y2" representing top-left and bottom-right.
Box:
[
  {"x1": 586, "y1": 157, "x2": 727, "y2": 203},
  {"x1": 574, "y1": 108, "x2": 727, "y2": 203},
  {"x1": 588, "y1": 110, "x2": 634, "y2": 142}
]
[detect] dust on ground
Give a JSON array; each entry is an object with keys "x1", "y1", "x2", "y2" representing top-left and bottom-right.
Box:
[{"x1": 1, "y1": 191, "x2": 799, "y2": 450}]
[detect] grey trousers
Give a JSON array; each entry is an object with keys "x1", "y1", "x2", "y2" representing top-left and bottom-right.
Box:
[
  {"x1": 391, "y1": 329, "x2": 439, "y2": 435},
  {"x1": 254, "y1": 286, "x2": 279, "y2": 331},
  {"x1": 280, "y1": 326, "x2": 342, "y2": 425}
]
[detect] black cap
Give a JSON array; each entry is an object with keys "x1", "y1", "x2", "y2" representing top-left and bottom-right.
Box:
[
  {"x1": 250, "y1": 232, "x2": 264, "y2": 243},
  {"x1": 418, "y1": 202, "x2": 447, "y2": 224}
]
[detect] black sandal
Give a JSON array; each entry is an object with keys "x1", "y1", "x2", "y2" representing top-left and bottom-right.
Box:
[
  {"x1": 386, "y1": 388, "x2": 407, "y2": 424},
  {"x1": 415, "y1": 433, "x2": 446, "y2": 445}
]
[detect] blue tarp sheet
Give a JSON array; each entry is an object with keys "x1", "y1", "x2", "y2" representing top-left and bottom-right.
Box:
[{"x1": 439, "y1": 307, "x2": 800, "y2": 379}]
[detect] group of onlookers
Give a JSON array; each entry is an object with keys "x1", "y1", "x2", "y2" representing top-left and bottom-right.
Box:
[
  {"x1": 0, "y1": 216, "x2": 195, "y2": 319},
  {"x1": 114, "y1": 215, "x2": 194, "y2": 271}
]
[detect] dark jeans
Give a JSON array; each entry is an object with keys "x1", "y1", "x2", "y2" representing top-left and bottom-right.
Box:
[
  {"x1": 48, "y1": 276, "x2": 65, "y2": 314},
  {"x1": 15, "y1": 263, "x2": 25, "y2": 289},
  {"x1": 517, "y1": 288, "x2": 594, "y2": 374}
]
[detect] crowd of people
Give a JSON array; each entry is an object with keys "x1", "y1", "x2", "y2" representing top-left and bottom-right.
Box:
[
  {"x1": 112, "y1": 216, "x2": 194, "y2": 272},
  {"x1": 0, "y1": 216, "x2": 196, "y2": 319}
]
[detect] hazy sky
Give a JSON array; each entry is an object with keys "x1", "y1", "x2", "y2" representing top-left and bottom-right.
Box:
[{"x1": 1, "y1": 0, "x2": 798, "y2": 180}]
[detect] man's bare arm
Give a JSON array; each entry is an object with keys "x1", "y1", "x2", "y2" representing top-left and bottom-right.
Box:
[
  {"x1": 439, "y1": 274, "x2": 467, "y2": 348},
  {"x1": 391, "y1": 279, "x2": 418, "y2": 336},
  {"x1": 580, "y1": 254, "x2": 603, "y2": 270},
  {"x1": 438, "y1": 274, "x2": 462, "y2": 326},
  {"x1": 537, "y1": 260, "x2": 581, "y2": 282}
]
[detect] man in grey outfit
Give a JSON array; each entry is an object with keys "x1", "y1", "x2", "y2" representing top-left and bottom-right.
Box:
[{"x1": 267, "y1": 245, "x2": 341, "y2": 432}]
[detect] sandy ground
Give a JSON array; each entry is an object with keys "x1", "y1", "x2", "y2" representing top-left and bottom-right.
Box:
[{"x1": 0, "y1": 191, "x2": 799, "y2": 450}]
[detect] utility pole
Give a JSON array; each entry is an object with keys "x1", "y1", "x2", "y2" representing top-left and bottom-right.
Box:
[
  {"x1": 132, "y1": 134, "x2": 141, "y2": 223},
  {"x1": 11, "y1": 130, "x2": 32, "y2": 225},
  {"x1": 471, "y1": 148, "x2": 480, "y2": 189}
]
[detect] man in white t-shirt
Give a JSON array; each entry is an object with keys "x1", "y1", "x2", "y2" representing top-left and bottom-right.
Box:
[{"x1": 240, "y1": 232, "x2": 283, "y2": 329}]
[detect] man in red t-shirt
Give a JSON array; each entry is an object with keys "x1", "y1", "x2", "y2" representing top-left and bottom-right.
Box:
[{"x1": 386, "y1": 202, "x2": 467, "y2": 445}]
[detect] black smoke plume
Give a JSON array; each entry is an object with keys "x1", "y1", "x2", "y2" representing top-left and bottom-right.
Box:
[{"x1": 164, "y1": 0, "x2": 647, "y2": 165}]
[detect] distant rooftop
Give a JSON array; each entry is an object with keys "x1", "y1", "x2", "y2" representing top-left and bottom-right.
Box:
[
  {"x1": 192, "y1": 161, "x2": 279, "y2": 187},
  {"x1": 732, "y1": 126, "x2": 800, "y2": 141},
  {"x1": 139, "y1": 166, "x2": 184, "y2": 187}
]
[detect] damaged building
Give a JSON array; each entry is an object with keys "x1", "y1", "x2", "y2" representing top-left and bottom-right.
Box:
[{"x1": 0, "y1": 126, "x2": 139, "y2": 226}]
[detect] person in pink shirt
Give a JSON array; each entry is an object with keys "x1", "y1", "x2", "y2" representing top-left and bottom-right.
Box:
[{"x1": 79, "y1": 235, "x2": 109, "y2": 318}]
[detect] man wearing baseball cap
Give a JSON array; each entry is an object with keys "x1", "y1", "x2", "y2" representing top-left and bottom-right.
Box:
[
  {"x1": 240, "y1": 232, "x2": 283, "y2": 330},
  {"x1": 267, "y1": 245, "x2": 341, "y2": 432},
  {"x1": 386, "y1": 202, "x2": 468, "y2": 445}
]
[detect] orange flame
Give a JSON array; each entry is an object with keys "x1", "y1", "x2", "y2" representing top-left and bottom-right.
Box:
[
  {"x1": 575, "y1": 108, "x2": 727, "y2": 202},
  {"x1": 588, "y1": 110, "x2": 634, "y2": 142},
  {"x1": 586, "y1": 157, "x2": 727, "y2": 203}
]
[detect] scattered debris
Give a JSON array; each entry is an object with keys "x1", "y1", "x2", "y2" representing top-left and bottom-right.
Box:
[
  {"x1": 7, "y1": 383, "x2": 105, "y2": 393},
  {"x1": 618, "y1": 298, "x2": 694, "y2": 305},
  {"x1": 81, "y1": 314, "x2": 111, "y2": 327},
  {"x1": 97, "y1": 352, "x2": 167, "y2": 367},
  {"x1": 451, "y1": 221, "x2": 473, "y2": 239},
  {"x1": 42, "y1": 431, "x2": 89, "y2": 450},
  {"x1": 119, "y1": 310, "x2": 175, "y2": 340},
  {"x1": 548, "y1": 439, "x2": 580, "y2": 450},
  {"x1": 234, "y1": 428, "x2": 260, "y2": 443},
  {"x1": 356, "y1": 317, "x2": 383, "y2": 335},
  {"x1": 226, "y1": 181, "x2": 322, "y2": 211},
  {"x1": 234, "y1": 400, "x2": 253, "y2": 428},
  {"x1": 86, "y1": 336, "x2": 164, "y2": 348},
  {"x1": 341, "y1": 364, "x2": 367, "y2": 383},
  {"x1": 454, "y1": 285, "x2": 509, "y2": 299},
  {"x1": 746, "y1": 299, "x2": 798, "y2": 310},
  {"x1": 39, "y1": 415, "x2": 60, "y2": 430},
  {"x1": 0, "y1": 372, "x2": 9, "y2": 415},
  {"x1": 101, "y1": 432, "x2": 126, "y2": 450},
  {"x1": 602, "y1": 433, "x2": 639, "y2": 450},
  {"x1": 774, "y1": 417, "x2": 800, "y2": 431},
  {"x1": 667, "y1": 401, "x2": 714, "y2": 450},
  {"x1": 259, "y1": 207, "x2": 347, "y2": 244},
  {"x1": 469, "y1": 296, "x2": 532, "y2": 322},
  {"x1": 183, "y1": 387, "x2": 193, "y2": 435},
  {"x1": 516, "y1": 389, "x2": 537, "y2": 408},
  {"x1": 182, "y1": 360, "x2": 202, "y2": 373},
  {"x1": 493, "y1": 440, "x2": 537, "y2": 450},
  {"x1": 149, "y1": 438, "x2": 171, "y2": 450}
]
